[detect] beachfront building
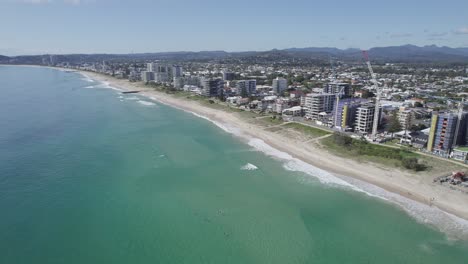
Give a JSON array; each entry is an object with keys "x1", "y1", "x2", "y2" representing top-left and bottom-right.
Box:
[
  {"x1": 275, "y1": 98, "x2": 291, "y2": 114},
  {"x1": 236, "y1": 80, "x2": 257, "y2": 96},
  {"x1": 324, "y1": 82, "x2": 352, "y2": 97},
  {"x1": 333, "y1": 98, "x2": 368, "y2": 131},
  {"x1": 201, "y1": 78, "x2": 224, "y2": 97},
  {"x1": 155, "y1": 72, "x2": 169, "y2": 83},
  {"x1": 272, "y1": 77, "x2": 288, "y2": 95},
  {"x1": 173, "y1": 77, "x2": 184, "y2": 90},
  {"x1": 451, "y1": 147, "x2": 468, "y2": 161},
  {"x1": 141, "y1": 71, "x2": 155, "y2": 83},
  {"x1": 304, "y1": 93, "x2": 336, "y2": 120},
  {"x1": 427, "y1": 112, "x2": 468, "y2": 155},
  {"x1": 354, "y1": 103, "x2": 382, "y2": 134},
  {"x1": 282, "y1": 106, "x2": 304, "y2": 121}
]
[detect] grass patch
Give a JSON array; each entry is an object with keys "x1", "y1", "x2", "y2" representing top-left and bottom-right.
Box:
[
  {"x1": 283, "y1": 123, "x2": 331, "y2": 138},
  {"x1": 321, "y1": 133, "x2": 426, "y2": 171}
]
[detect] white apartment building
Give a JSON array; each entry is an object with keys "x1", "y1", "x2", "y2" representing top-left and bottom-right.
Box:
[
  {"x1": 304, "y1": 93, "x2": 336, "y2": 120},
  {"x1": 272, "y1": 77, "x2": 287, "y2": 95}
]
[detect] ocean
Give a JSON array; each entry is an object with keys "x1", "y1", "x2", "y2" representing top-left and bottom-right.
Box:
[{"x1": 1, "y1": 65, "x2": 467, "y2": 263}]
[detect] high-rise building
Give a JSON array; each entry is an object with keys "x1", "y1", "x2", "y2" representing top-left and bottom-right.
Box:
[
  {"x1": 272, "y1": 77, "x2": 288, "y2": 95},
  {"x1": 172, "y1": 65, "x2": 183, "y2": 78},
  {"x1": 155, "y1": 72, "x2": 169, "y2": 83},
  {"x1": 236, "y1": 80, "x2": 257, "y2": 96},
  {"x1": 398, "y1": 107, "x2": 415, "y2": 130},
  {"x1": 355, "y1": 103, "x2": 382, "y2": 134},
  {"x1": 222, "y1": 71, "x2": 235, "y2": 81},
  {"x1": 201, "y1": 78, "x2": 224, "y2": 97},
  {"x1": 427, "y1": 112, "x2": 468, "y2": 155},
  {"x1": 49, "y1": 55, "x2": 56, "y2": 66},
  {"x1": 333, "y1": 98, "x2": 368, "y2": 130},
  {"x1": 147, "y1": 62, "x2": 158, "y2": 72},
  {"x1": 304, "y1": 93, "x2": 336, "y2": 120},
  {"x1": 173, "y1": 77, "x2": 185, "y2": 90},
  {"x1": 324, "y1": 83, "x2": 352, "y2": 97},
  {"x1": 141, "y1": 71, "x2": 155, "y2": 82},
  {"x1": 184, "y1": 76, "x2": 201, "y2": 87}
]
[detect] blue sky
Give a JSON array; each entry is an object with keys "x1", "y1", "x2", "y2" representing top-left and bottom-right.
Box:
[{"x1": 1, "y1": 0, "x2": 467, "y2": 55}]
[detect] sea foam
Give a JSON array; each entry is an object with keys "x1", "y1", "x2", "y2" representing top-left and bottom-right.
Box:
[
  {"x1": 78, "y1": 72, "x2": 94, "y2": 83},
  {"x1": 241, "y1": 163, "x2": 258, "y2": 171},
  {"x1": 137, "y1": 100, "x2": 156, "y2": 106}
]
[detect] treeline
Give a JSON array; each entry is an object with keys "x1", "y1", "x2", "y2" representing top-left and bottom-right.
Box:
[{"x1": 331, "y1": 133, "x2": 427, "y2": 171}]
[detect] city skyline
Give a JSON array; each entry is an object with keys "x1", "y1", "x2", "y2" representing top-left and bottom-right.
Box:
[{"x1": 1, "y1": 0, "x2": 467, "y2": 55}]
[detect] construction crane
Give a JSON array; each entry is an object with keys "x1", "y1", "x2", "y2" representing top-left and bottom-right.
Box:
[
  {"x1": 334, "y1": 86, "x2": 345, "y2": 129},
  {"x1": 362, "y1": 51, "x2": 382, "y2": 140},
  {"x1": 329, "y1": 56, "x2": 344, "y2": 129},
  {"x1": 453, "y1": 98, "x2": 465, "y2": 147}
]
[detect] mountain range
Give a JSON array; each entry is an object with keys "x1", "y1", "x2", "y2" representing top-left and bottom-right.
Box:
[{"x1": 0, "y1": 45, "x2": 467, "y2": 64}]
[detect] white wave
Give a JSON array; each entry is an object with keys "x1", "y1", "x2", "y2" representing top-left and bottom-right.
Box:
[
  {"x1": 78, "y1": 72, "x2": 94, "y2": 83},
  {"x1": 137, "y1": 100, "x2": 156, "y2": 106},
  {"x1": 247, "y1": 138, "x2": 366, "y2": 191},
  {"x1": 124, "y1": 96, "x2": 140, "y2": 101},
  {"x1": 159, "y1": 154, "x2": 165, "y2": 158},
  {"x1": 338, "y1": 175, "x2": 468, "y2": 240},
  {"x1": 83, "y1": 85, "x2": 95, "y2": 89},
  {"x1": 241, "y1": 163, "x2": 258, "y2": 171},
  {"x1": 96, "y1": 81, "x2": 123, "y2": 91}
]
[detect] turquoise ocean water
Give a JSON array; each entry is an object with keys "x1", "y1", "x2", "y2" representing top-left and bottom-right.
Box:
[{"x1": 1, "y1": 66, "x2": 468, "y2": 263}]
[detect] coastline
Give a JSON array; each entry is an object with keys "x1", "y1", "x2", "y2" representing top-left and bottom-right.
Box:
[
  {"x1": 7, "y1": 65, "x2": 468, "y2": 237},
  {"x1": 82, "y1": 72, "x2": 468, "y2": 220}
]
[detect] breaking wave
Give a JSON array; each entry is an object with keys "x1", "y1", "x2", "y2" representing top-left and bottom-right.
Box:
[
  {"x1": 137, "y1": 100, "x2": 156, "y2": 106},
  {"x1": 241, "y1": 163, "x2": 258, "y2": 171}
]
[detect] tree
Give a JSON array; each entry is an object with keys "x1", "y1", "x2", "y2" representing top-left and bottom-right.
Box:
[
  {"x1": 388, "y1": 111, "x2": 402, "y2": 136},
  {"x1": 332, "y1": 132, "x2": 352, "y2": 147},
  {"x1": 402, "y1": 157, "x2": 426, "y2": 171}
]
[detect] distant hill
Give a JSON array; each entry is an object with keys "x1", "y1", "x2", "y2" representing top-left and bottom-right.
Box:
[
  {"x1": 2, "y1": 45, "x2": 468, "y2": 65},
  {"x1": 280, "y1": 45, "x2": 468, "y2": 63},
  {"x1": 0, "y1": 55, "x2": 10, "y2": 62}
]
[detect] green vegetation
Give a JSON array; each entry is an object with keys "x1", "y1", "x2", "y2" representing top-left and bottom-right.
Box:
[
  {"x1": 387, "y1": 111, "x2": 402, "y2": 134},
  {"x1": 283, "y1": 123, "x2": 331, "y2": 138},
  {"x1": 323, "y1": 132, "x2": 427, "y2": 171}
]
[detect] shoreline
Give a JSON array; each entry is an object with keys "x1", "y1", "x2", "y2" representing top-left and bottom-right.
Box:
[
  {"x1": 7, "y1": 65, "x2": 468, "y2": 237},
  {"x1": 79, "y1": 70, "x2": 468, "y2": 234}
]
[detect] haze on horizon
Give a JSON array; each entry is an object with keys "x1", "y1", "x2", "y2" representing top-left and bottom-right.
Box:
[{"x1": 1, "y1": 0, "x2": 467, "y2": 56}]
